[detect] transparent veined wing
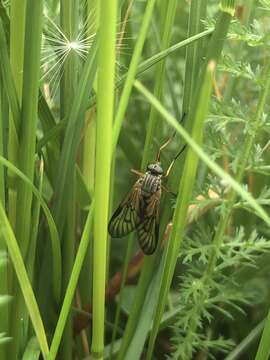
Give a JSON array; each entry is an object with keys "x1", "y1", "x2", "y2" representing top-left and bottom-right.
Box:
[
  {"x1": 108, "y1": 180, "x2": 143, "y2": 238},
  {"x1": 137, "y1": 189, "x2": 160, "y2": 255}
]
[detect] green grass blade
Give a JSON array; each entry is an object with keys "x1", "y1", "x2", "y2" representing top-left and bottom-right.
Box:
[
  {"x1": 91, "y1": 0, "x2": 117, "y2": 357},
  {"x1": 59, "y1": 1, "x2": 79, "y2": 357},
  {"x1": 7, "y1": 0, "x2": 26, "y2": 252},
  {"x1": 0, "y1": 155, "x2": 61, "y2": 301},
  {"x1": 0, "y1": 19, "x2": 20, "y2": 135},
  {"x1": 48, "y1": 202, "x2": 94, "y2": 360},
  {"x1": 15, "y1": 0, "x2": 43, "y2": 257},
  {"x1": 0, "y1": 53, "x2": 8, "y2": 360},
  {"x1": 255, "y1": 311, "x2": 270, "y2": 360},
  {"x1": 226, "y1": 319, "x2": 265, "y2": 360},
  {"x1": 22, "y1": 337, "x2": 40, "y2": 360},
  {"x1": 114, "y1": 29, "x2": 213, "y2": 99},
  {"x1": 52, "y1": 38, "x2": 98, "y2": 237},
  {"x1": 134, "y1": 80, "x2": 270, "y2": 226},
  {"x1": 141, "y1": 60, "x2": 215, "y2": 360},
  {"x1": 10, "y1": 1, "x2": 43, "y2": 356},
  {"x1": 0, "y1": 202, "x2": 49, "y2": 358}
]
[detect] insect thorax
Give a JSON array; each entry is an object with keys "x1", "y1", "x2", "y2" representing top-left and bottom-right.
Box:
[{"x1": 140, "y1": 172, "x2": 162, "y2": 196}]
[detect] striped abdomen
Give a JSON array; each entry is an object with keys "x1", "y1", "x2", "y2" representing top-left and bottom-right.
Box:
[{"x1": 141, "y1": 172, "x2": 161, "y2": 197}]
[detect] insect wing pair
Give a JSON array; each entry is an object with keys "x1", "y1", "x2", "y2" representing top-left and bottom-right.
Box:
[{"x1": 108, "y1": 168, "x2": 161, "y2": 255}]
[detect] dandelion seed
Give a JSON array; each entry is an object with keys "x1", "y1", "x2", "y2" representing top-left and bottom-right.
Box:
[{"x1": 41, "y1": 6, "x2": 133, "y2": 104}]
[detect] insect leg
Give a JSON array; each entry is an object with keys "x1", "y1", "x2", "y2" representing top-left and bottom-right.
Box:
[
  {"x1": 156, "y1": 113, "x2": 187, "y2": 162},
  {"x1": 162, "y1": 184, "x2": 177, "y2": 197},
  {"x1": 163, "y1": 143, "x2": 187, "y2": 178},
  {"x1": 131, "y1": 169, "x2": 144, "y2": 177}
]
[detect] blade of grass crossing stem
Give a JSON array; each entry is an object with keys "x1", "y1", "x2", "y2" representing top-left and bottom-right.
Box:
[
  {"x1": 117, "y1": 2, "x2": 180, "y2": 359},
  {"x1": 134, "y1": 80, "x2": 270, "y2": 226},
  {"x1": 48, "y1": 202, "x2": 94, "y2": 360},
  {"x1": 112, "y1": 0, "x2": 156, "y2": 151},
  {"x1": 255, "y1": 310, "x2": 270, "y2": 360},
  {"x1": 91, "y1": 0, "x2": 117, "y2": 358},
  {"x1": 142, "y1": 61, "x2": 215, "y2": 359},
  {"x1": 11, "y1": 1, "x2": 43, "y2": 357},
  {"x1": 0, "y1": 202, "x2": 49, "y2": 358}
]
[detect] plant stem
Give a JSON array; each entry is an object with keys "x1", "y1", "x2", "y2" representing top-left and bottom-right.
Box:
[
  {"x1": 91, "y1": 0, "x2": 117, "y2": 358},
  {"x1": 182, "y1": 0, "x2": 207, "y2": 118},
  {"x1": 59, "y1": 1, "x2": 78, "y2": 357},
  {"x1": 8, "y1": 0, "x2": 26, "y2": 232},
  {"x1": 0, "y1": 66, "x2": 8, "y2": 360},
  {"x1": 48, "y1": 203, "x2": 94, "y2": 360},
  {"x1": 10, "y1": 1, "x2": 43, "y2": 357}
]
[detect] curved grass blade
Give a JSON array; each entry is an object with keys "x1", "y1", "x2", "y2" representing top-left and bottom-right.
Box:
[
  {"x1": 134, "y1": 80, "x2": 270, "y2": 227},
  {"x1": 0, "y1": 155, "x2": 61, "y2": 301},
  {"x1": 0, "y1": 203, "x2": 49, "y2": 358}
]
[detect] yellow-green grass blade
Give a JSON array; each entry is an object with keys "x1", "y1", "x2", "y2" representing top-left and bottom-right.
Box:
[
  {"x1": 0, "y1": 203, "x2": 49, "y2": 358},
  {"x1": 91, "y1": 0, "x2": 117, "y2": 357},
  {"x1": 0, "y1": 155, "x2": 61, "y2": 301},
  {"x1": 134, "y1": 80, "x2": 270, "y2": 227},
  {"x1": 255, "y1": 310, "x2": 270, "y2": 360},
  {"x1": 48, "y1": 202, "x2": 94, "y2": 360},
  {"x1": 0, "y1": 18, "x2": 20, "y2": 135}
]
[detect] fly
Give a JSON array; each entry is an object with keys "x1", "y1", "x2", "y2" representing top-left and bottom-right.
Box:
[{"x1": 108, "y1": 134, "x2": 186, "y2": 255}]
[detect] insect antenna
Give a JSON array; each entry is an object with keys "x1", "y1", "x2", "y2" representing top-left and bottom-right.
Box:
[
  {"x1": 156, "y1": 113, "x2": 187, "y2": 162},
  {"x1": 164, "y1": 143, "x2": 187, "y2": 178},
  {"x1": 156, "y1": 131, "x2": 176, "y2": 162}
]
